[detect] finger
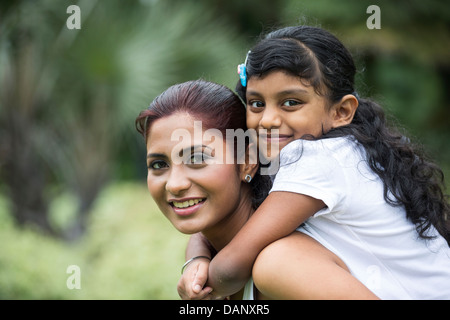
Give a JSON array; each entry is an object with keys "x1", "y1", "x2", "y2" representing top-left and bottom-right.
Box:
[
  {"x1": 192, "y1": 263, "x2": 209, "y2": 293},
  {"x1": 193, "y1": 287, "x2": 213, "y2": 300},
  {"x1": 185, "y1": 287, "x2": 213, "y2": 300}
]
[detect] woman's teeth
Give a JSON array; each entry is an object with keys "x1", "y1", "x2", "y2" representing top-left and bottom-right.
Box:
[{"x1": 172, "y1": 199, "x2": 203, "y2": 208}]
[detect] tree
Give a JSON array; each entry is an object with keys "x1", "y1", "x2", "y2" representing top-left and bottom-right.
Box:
[
  {"x1": 0, "y1": 0, "x2": 245, "y2": 240},
  {"x1": 282, "y1": 0, "x2": 450, "y2": 165}
]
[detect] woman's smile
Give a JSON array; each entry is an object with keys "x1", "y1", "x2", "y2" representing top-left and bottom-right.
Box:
[
  {"x1": 169, "y1": 198, "x2": 206, "y2": 216},
  {"x1": 146, "y1": 112, "x2": 251, "y2": 235}
]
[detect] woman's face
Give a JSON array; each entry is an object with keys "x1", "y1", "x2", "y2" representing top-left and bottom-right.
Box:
[
  {"x1": 245, "y1": 71, "x2": 333, "y2": 158},
  {"x1": 146, "y1": 112, "x2": 244, "y2": 235}
]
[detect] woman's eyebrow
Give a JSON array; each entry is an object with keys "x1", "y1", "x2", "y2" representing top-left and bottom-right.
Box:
[
  {"x1": 147, "y1": 152, "x2": 167, "y2": 159},
  {"x1": 178, "y1": 144, "x2": 213, "y2": 157},
  {"x1": 147, "y1": 145, "x2": 214, "y2": 159}
]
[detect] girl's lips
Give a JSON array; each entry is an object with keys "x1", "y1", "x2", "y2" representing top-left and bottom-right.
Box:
[
  {"x1": 260, "y1": 134, "x2": 294, "y2": 144},
  {"x1": 266, "y1": 135, "x2": 292, "y2": 141}
]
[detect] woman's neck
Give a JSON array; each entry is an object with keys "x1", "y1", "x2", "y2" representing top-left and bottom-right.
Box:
[{"x1": 201, "y1": 187, "x2": 254, "y2": 252}]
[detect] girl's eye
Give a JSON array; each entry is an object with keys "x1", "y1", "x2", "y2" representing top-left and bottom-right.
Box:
[
  {"x1": 282, "y1": 100, "x2": 301, "y2": 107},
  {"x1": 148, "y1": 160, "x2": 168, "y2": 170},
  {"x1": 248, "y1": 100, "x2": 265, "y2": 108}
]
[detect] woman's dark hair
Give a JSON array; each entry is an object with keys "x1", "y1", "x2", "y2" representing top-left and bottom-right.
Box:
[
  {"x1": 237, "y1": 25, "x2": 450, "y2": 245},
  {"x1": 136, "y1": 79, "x2": 271, "y2": 209}
]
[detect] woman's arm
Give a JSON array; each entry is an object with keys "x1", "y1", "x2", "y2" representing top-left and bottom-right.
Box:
[
  {"x1": 177, "y1": 233, "x2": 216, "y2": 299},
  {"x1": 206, "y1": 191, "x2": 325, "y2": 297}
]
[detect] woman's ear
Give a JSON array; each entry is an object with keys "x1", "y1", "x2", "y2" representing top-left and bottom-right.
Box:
[
  {"x1": 331, "y1": 94, "x2": 358, "y2": 128},
  {"x1": 240, "y1": 142, "x2": 259, "y2": 182}
]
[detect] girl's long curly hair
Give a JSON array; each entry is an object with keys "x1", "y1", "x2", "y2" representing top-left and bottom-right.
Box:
[{"x1": 236, "y1": 25, "x2": 450, "y2": 245}]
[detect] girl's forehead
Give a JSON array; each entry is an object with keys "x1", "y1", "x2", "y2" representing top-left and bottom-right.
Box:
[{"x1": 247, "y1": 71, "x2": 314, "y2": 95}]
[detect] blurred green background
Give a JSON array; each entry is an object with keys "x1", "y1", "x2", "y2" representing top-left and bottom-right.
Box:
[{"x1": 0, "y1": 0, "x2": 449, "y2": 299}]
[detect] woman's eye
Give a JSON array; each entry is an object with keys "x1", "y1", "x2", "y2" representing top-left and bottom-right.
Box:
[
  {"x1": 187, "y1": 153, "x2": 209, "y2": 165},
  {"x1": 282, "y1": 100, "x2": 301, "y2": 107},
  {"x1": 148, "y1": 160, "x2": 168, "y2": 170},
  {"x1": 248, "y1": 100, "x2": 265, "y2": 108}
]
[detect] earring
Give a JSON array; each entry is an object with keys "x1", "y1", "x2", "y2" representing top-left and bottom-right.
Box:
[{"x1": 244, "y1": 174, "x2": 252, "y2": 183}]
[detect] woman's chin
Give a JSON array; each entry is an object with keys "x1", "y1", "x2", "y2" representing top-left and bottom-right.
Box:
[{"x1": 172, "y1": 222, "x2": 203, "y2": 235}]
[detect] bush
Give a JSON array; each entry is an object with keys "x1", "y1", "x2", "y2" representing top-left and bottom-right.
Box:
[{"x1": 0, "y1": 182, "x2": 188, "y2": 299}]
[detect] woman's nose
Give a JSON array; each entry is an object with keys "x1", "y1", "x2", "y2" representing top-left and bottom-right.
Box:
[{"x1": 165, "y1": 166, "x2": 191, "y2": 195}]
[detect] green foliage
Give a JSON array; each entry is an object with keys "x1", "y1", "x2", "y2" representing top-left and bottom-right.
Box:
[
  {"x1": 0, "y1": 183, "x2": 188, "y2": 299},
  {"x1": 0, "y1": 0, "x2": 449, "y2": 299},
  {"x1": 282, "y1": 0, "x2": 450, "y2": 170},
  {"x1": 0, "y1": 0, "x2": 247, "y2": 238}
]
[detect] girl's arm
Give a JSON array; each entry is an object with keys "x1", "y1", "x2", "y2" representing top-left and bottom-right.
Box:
[
  {"x1": 205, "y1": 191, "x2": 325, "y2": 297},
  {"x1": 177, "y1": 233, "x2": 215, "y2": 299},
  {"x1": 185, "y1": 232, "x2": 216, "y2": 261}
]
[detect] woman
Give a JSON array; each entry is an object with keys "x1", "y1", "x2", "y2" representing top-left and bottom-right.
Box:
[{"x1": 136, "y1": 79, "x2": 378, "y2": 299}]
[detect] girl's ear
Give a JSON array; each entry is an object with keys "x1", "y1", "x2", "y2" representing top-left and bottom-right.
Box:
[
  {"x1": 240, "y1": 142, "x2": 259, "y2": 182},
  {"x1": 331, "y1": 94, "x2": 359, "y2": 128}
]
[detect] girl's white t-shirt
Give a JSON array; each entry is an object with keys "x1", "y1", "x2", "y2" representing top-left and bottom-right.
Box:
[{"x1": 270, "y1": 137, "x2": 450, "y2": 299}]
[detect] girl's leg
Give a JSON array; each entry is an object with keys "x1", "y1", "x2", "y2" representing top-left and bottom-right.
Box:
[{"x1": 252, "y1": 231, "x2": 379, "y2": 300}]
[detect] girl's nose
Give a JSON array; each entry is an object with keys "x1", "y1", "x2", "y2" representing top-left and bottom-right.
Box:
[
  {"x1": 259, "y1": 106, "x2": 282, "y2": 129},
  {"x1": 165, "y1": 166, "x2": 191, "y2": 195}
]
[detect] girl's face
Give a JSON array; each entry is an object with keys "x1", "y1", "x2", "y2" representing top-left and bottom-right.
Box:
[
  {"x1": 246, "y1": 71, "x2": 335, "y2": 157},
  {"x1": 146, "y1": 112, "x2": 245, "y2": 235}
]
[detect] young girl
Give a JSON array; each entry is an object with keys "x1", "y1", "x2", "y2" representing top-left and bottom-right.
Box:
[
  {"x1": 137, "y1": 80, "x2": 374, "y2": 300},
  {"x1": 179, "y1": 25, "x2": 450, "y2": 300}
]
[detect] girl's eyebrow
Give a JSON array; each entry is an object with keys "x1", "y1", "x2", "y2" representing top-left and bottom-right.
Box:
[
  {"x1": 246, "y1": 88, "x2": 309, "y2": 98},
  {"x1": 277, "y1": 89, "x2": 309, "y2": 96},
  {"x1": 246, "y1": 90, "x2": 263, "y2": 97}
]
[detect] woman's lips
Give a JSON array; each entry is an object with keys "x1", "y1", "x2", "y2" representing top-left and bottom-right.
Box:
[{"x1": 169, "y1": 198, "x2": 205, "y2": 216}]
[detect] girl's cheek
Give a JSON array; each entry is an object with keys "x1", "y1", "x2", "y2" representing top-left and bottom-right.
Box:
[{"x1": 246, "y1": 114, "x2": 259, "y2": 130}]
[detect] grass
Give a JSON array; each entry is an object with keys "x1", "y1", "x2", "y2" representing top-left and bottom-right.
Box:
[
  {"x1": 0, "y1": 182, "x2": 189, "y2": 299},
  {"x1": 1, "y1": 168, "x2": 449, "y2": 300}
]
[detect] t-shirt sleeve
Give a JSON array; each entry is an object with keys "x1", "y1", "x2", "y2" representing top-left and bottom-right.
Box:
[{"x1": 270, "y1": 139, "x2": 347, "y2": 217}]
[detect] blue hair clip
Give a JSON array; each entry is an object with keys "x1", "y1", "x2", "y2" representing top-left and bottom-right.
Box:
[
  {"x1": 237, "y1": 64, "x2": 247, "y2": 87},
  {"x1": 237, "y1": 51, "x2": 251, "y2": 87}
]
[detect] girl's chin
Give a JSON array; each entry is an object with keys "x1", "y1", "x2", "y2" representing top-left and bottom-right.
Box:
[
  {"x1": 259, "y1": 147, "x2": 281, "y2": 161},
  {"x1": 258, "y1": 140, "x2": 292, "y2": 160}
]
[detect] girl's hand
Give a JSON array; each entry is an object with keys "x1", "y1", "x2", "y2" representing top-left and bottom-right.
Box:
[{"x1": 177, "y1": 258, "x2": 213, "y2": 300}]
